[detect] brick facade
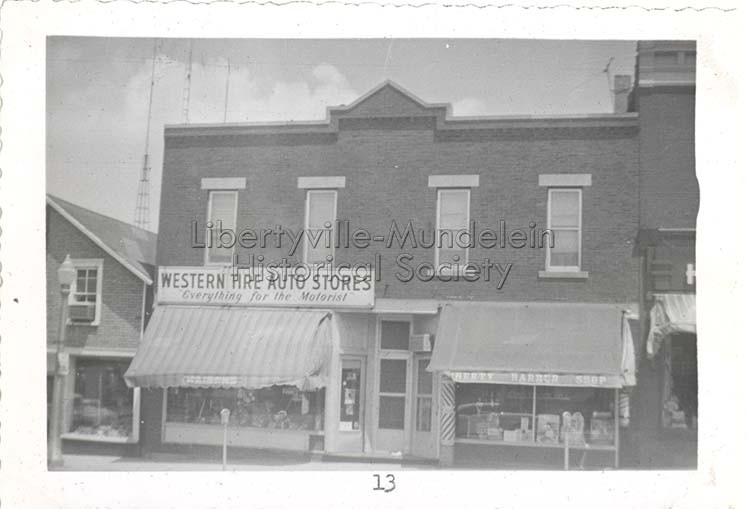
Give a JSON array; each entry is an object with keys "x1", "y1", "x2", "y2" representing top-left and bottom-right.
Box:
[
  {"x1": 158, "y1": 85, "x2": 640, "y2": 305},
  {"x1": 46, "y1": 206, "x2": 145, "y2": 350},
  {"x1": 637, "y1": 86, "x2": 698, "y2": 229}
]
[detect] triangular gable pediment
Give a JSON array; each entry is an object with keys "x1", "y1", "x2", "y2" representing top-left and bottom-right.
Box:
[{"x1": 330, "y1": 81, "x2": 449, "y2": 119}]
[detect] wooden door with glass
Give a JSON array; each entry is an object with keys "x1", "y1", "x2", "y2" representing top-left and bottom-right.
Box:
[
  {"x1": 411, "y1": 354, "x2": 437, "y2": 458},
  {"x1": 374, "y1": 319, "x2": 413, "y2": 455}
]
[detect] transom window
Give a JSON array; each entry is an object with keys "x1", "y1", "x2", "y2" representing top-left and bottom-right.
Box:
[
  {"x1": 304, "y1": 190, "x2": 337, "y2": 265},
  {"x1": 436, "y1": 188, "x2": 470, "y2": 270},
  {"x1": 205, "y1": 190, "x2": 238, "y2": 266},
  {"x1": 546, "y1": 188, "x2": 582, "y2": 271}
]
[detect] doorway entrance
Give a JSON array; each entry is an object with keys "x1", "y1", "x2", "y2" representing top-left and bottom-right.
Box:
[
  {"x1": 373, "y1": 318, "x2": 436, "y2": 458},
  {"x1": 411, "y1": 354, "x2": 437, "y2": 458}
]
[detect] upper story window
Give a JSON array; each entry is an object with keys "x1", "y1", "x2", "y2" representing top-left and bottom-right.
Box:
[
  {"x1": 546, "y1": 188, "x2": 583, "y2": 272},
  {"x1": 68, "y1": 259, "x2": 103, "y2": 325},
  {"x1": 205, "y1": 190, "x2": 238, "y2": 266},
  {"x1": 436, "y1": 188, "x2": 470, "y2": 270},
  {"x1": 304, "y1": 190, "x2": 337, "y2": 265}
]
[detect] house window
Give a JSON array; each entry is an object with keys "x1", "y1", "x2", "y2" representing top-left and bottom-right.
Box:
[
  {"x1": 304, "y1": 190, "x2": 337, "y2": 265},
  {"x1": 68, "y1": 259, "x2": 103, "y2": 325},
  {"x1": 546, "y1": 189, "x2": 582, "y2": 271},
  {"x1": 436, "y1": 188, "x2": 470, "y2": 270},
  {"x1": 205, "y1": 190, "x2": 238, "y2": 265}
]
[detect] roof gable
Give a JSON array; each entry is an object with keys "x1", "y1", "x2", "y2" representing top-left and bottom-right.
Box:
[
  {"x1": 46, "y1": 195, "x2": 156, "y2": 284},
  {"x1": 330, "y1": 81, "x2": 449, "y2": 119}
]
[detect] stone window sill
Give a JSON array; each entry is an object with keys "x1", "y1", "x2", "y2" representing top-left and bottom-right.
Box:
[{"x1": 538, "y1": 270, "x2": 589, "y2": 280}]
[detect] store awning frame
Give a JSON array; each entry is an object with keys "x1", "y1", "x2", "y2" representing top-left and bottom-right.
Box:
[
  {"x1": 647, "y1": 293, "x2": 696, "y2": 358},
  {"x1": 428, "y1": 302, "x2": 636, "y2": 389},
  {"x1": 124, "y1": 306, "x2": 334, "y2": 391}
]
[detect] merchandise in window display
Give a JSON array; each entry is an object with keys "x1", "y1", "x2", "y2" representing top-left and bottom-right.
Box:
[
  {"x1": 536, "y1": 414, "x2": 560, "y2": 444},
  {"x1": 561, "y1": 411, "x2": 586, "y2": 446},
  {"x1": 167, "y1": 386, "x2": 323, "y2": 431},
  {"x1": 590, "y1": 411, "x2": 615, "y2": 444},
  {"x1": 456, "y1": 383, "x2": 617, "y2": 448},
  {"x1": 339, "y1": 367, "x2": 361, "y2": 431},
  {"x1": 70, "y1": 359, "x2": 133, "y2": 438}
]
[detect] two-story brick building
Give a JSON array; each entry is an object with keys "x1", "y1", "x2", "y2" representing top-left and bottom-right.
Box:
[
  {"x1": 126, "y1": 78, "x2": 641, "y2": 468},
  {"x1": 47, "y1": 195, "x2": 156, "y2": 455}
]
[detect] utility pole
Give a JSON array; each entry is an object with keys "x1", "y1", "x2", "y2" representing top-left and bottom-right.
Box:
[{"x1": 182, "y1": 41, "x2": 194, "y2": 123}]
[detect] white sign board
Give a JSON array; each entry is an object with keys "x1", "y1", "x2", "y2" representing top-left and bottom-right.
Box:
[{"x1": 157, "y1": 266, "x2": 374, "y2": 308}]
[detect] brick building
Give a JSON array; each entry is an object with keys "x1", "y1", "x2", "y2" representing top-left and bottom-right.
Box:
[
  {"x1": 47, "y1": 195, "x2": 156, "y2": 454},
  {"x1": 128, "y1": 78, "x2": 642, "y2": 468},
  {"x1": 631, "y1": 41, "x2": 698, "y2": 468}
]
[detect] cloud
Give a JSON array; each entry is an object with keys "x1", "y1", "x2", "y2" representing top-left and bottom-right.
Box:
[
  {"x1": 47, "y1": 56, "x2": 358, "y2": 230},
  {"x1": 451, "y1": 97, "x2": 488, "y2": 117},
  {"x1": 235, "y1": 63, "x2": 358, "y2": 121}
]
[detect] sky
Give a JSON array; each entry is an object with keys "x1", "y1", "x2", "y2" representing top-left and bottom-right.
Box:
[{"x1": 46, "y1": 38, "x2": 637, "y2": 232}]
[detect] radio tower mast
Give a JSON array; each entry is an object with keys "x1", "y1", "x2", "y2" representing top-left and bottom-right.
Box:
[
  {"x1": 134, "y1": 39, "x2": 158, "y2": 230},
  {"x1": 181, "y1": 41, "x2": 194, "y2": 123}
]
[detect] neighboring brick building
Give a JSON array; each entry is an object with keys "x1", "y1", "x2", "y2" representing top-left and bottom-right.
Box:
[
  {"x1": 46, "y1": 195, "x2": 156, "y2": 454},
  {"x1": 130, "y1": 79, "x2": 641, "y2": 469},
  {"x1": 631, "y1": 41, "x2": 698, "y2": 469}
]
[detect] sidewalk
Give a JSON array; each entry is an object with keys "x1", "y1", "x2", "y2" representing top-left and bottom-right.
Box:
[{"x1": 54, "y1": 453, "x2": 437, "y2": 471}]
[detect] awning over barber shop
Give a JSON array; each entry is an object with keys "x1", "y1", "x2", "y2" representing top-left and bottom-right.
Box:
[
  {"x1": 429, "y1": 302, "x2": 636, "y2": 388},
  {"x1": 124, "y1": 306, "x2": 333, "y2": 390},
  {"x1": 647, "y1": 293, "x2": 696, "y2": 358}
]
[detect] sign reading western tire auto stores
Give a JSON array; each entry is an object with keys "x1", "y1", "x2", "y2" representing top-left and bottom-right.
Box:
[{"x1": 157, "y1": 266, "x2": 374, "y2": 308}]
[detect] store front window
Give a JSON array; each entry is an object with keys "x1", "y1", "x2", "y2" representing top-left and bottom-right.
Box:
[
  {"x1": 70, "y1": 358, "x2": 134, "y2": 439},
  {"x1": 166, "y1": 386, "x2": 325, "y2": 431},
  {"x1": 340, "y1": 363, "x2": 362, "y2": 431},
  {"x1": 455, "y1": 383, "x2": 616, "y2": 446}
]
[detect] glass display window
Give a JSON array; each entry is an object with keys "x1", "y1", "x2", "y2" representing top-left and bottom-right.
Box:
[
  {"x1": 166, "y1": 386, "x2": 325, "y2": 431},
  {"x1": 340, "y1": 361, "x2": 362, "y2": 431},
  {"x1": 69, "y1": 358, "x2": 134, "y2": 439},
  {"x1": 456, "y1": 384, "x2": 533, "y2": 442},
  {"x1": 535, "y1": 386, "x2": 614, "y2": 445},
  {"x1": 455, "y1": 382, "x2": 618, "y2": 449}
]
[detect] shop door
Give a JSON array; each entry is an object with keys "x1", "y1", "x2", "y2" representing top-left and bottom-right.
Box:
[
  {"x1": 337, "y1": 356, "x2": 366, "y2": 453},
  {"x1": 375, "y1": 352, "x2": 411, "y2": 454},
  {"x1": 410, "y1": 355, "x2": 437, "y2": 458}
]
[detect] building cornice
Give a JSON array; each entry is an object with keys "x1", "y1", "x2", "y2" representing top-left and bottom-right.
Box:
[{"x1": 165, "y1": 112, "x2": 639, "y2": 139}]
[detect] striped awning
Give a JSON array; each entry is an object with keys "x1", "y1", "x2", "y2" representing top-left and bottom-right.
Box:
[{"x1": 124, "y1": 306, "x2": 333, "y2": 390}]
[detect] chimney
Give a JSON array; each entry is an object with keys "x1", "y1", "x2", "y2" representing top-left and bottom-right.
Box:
[{"x1": 613, "y1": 75, "x2": 632, "y2": 113}]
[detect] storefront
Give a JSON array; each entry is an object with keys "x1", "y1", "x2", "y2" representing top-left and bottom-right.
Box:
[
  {"x1": 48, "y1": 351, "x2": 141, "y2": 445},
  {"x1": 647, "y1": 293, "x2": 697, "y2": 433},
  {"x1": 634, "y1": 229, "x2": 697, "y2": 468},
  {"x1": 429, "y1": 302, "x2": 637, "y2": 469},
  {"x1": 126, "y1": 265, "x2": 452, "y2": 460},
  {"x1": 125, "y1": 303, "x2": 335, "y2": 452}
]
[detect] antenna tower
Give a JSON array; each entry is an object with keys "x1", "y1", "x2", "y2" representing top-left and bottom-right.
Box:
[{"x1": 134, "y1": 39, "x2": 158, "y2": 230}]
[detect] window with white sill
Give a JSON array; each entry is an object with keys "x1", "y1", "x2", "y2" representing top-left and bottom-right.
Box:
[
  {"x1": 205, "y1": 190, "x2": 238, "y2": 265},
  {"x1": 436, "y1": 188, "x2": 470, "y2": 271},
  {"x1": 68, "y1": 259, "x2": 103, "y2": 325},
  {"x1": 545, "y1": 188, "x2": 583, "y2": 272},
  {"x1": 304, "y1": 189, "x2": 337, "y2": 266}
]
